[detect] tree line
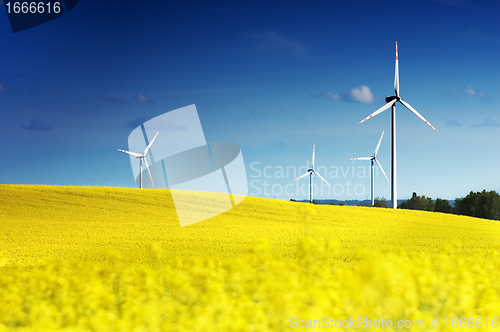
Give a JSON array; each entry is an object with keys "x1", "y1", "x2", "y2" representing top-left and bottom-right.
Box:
[
  {"x1": 395, "y1": 190, "x2": 500, "y2": 221},
  {"x1": 290, "y1": 190, "x2": 500, "y2": 221}
]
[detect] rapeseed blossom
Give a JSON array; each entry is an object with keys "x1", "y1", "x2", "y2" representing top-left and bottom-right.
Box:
[{"x1": 1, "y1": 185, "x2": 500, "y2": 331}]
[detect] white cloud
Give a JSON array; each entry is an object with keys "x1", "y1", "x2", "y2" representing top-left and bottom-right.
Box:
[
  {"x1": 461, "y1": 85, "x2": 487, "y2": 98},
  {"x1": 312, "y1": 85, "x2": 374, "y2": 104},
  {"x1": 463, "y1": 85, "x2": 475, "y2": 95},
  {"x1": 349, "y1": 85, "x2": 374, "y2": 104}
]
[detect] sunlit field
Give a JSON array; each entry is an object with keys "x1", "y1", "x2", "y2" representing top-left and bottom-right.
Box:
[{"x1": 1, "y1": 185, "x2": 500, "y2": 331}]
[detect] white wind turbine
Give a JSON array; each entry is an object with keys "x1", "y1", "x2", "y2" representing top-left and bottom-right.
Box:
[
  {"x1": 350, "y1": 131, "x2": 389, "y2": 206},
  {"x1": 294, "y1": 144, "x2": 332, "y2": 203},
  {"x1": 358, "y1": 42, "x2": 437, "y2": 209},
  {"x1": 118, "y1": 131, "x2": 159, "y2": 189}
]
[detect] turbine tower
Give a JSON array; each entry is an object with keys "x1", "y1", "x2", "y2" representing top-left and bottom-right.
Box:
[
  {"x1": 350, "y1": 131, "x2": 389, "y2": 206},
  {"x1": 359, "y1": 42, "x2": 437, "y2": 209},
  {"x1": 118, "y1": 131, "x2": 159, "y2": 189},
  {"x1": 294, "y1": 144, "x2": 332, "y2": 203}
]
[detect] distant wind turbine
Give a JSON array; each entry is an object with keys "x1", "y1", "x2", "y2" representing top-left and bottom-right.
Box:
[
  {"x1": 350, "y1": 131, "x2": 389, "y2": 206},
  {"x1": 358, "y1": 42, "x2": 437, "y2": 209},
  {"x1": 294, "y1": 144, "x2": 332, "y2": 203},
  {"x1": 118, "y1": 131, "x2": 159, "y2": 189}
]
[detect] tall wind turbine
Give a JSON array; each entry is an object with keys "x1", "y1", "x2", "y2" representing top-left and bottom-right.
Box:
[
  {"x1": 350, "y1": 131, "x2": 390, "y2": 206},
  {"x1": 118, "y1": 131, "x2": 159, "y2": 189},
  {"x1": 358, "y1": 42, "x2": 437, "y2": 209},
  {"x1": 294, "y1": 144, "x2": 332, "y2": 203}
]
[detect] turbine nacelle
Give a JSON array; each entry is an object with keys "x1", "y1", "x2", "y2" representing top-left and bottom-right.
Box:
[{"x1": 385, "y1": 96, "x2": 400, "y2": 103}]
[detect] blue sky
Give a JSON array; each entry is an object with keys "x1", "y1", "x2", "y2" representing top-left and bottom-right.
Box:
[{"x1": 0, "y1": 0, "x2": 498, "y2": 201}]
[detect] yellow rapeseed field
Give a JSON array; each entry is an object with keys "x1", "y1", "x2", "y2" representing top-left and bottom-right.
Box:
[{"x1": 1, "y1": 185, "x2": 500, "y2": 331}]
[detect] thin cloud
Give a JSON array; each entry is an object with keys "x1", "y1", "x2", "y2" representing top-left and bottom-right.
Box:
[
  {"x1": 251, "y1": 110, "x2": 266, "y2": 116},
  {"x1": 462, "y1": 85, "x2": 476, "y2": 95},
  {"x1": 153, "y1": 88, "x2": 237, "y2": 95},
  {"x1": 433, "y1": 0, "x2": 476, "y2": 8},
  {"x1": 251, "y1": 31, "x2": 307, "y2": 59},
  {"x1": 0, "y1": 82, "x2": 11, "y2": 92},
  {"x1": 20, "y1": 119, "x2": 52, "y2": 131},
  {"x1": 464, "y1": 31, "x2": 500, "y2": 44},
  {"x1": 312, "y1": 85, "x2": 374, "y2": 104},
  {"x1": 311, "y1": 91, "x2": 340, "y2": 101},
  {"x1": 135, "y1": 94, "x2": 150, "y2": 103},
  {"x1": 95, "y1": 94, "x2": 130, "y2": 104},
  {"x1": 461, "y1": 85, "x2": 489, "y2": 100},
  {"x1": 471, "y1": 119, "x2": 500, "y2": 128},
  {"x1": 445, "y1": 120, "x2": 462, "y2": 127}
]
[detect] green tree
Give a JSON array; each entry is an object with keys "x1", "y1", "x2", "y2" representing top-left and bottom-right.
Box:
[
  {"x1": 434, "y1": 198, "x2": 452, "y2": 213},
  {"x1": 455, "y1": 190, "x2": 500, "y2": 220},
  {"x1": 399, "y1": 192, "x2": 435, "y2": 211},
  {"x1": 373, "y1": 197, "x2": 388, "y2": 208}
]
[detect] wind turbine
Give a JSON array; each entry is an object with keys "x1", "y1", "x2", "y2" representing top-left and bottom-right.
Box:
[
  {"x1": 294, "y1": 144, "x2": 332, "y2": 203},
  {"x1": 350, "y1": 131, "x2": 389, "y2": 206},
  {"x1": 358, "y1": 42, "x2": 437, "y2": 209},
  {"x1": 118, "y1": 131, "x2": 159, "y2": 189}
]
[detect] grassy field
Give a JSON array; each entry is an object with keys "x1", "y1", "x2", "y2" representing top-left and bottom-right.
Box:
[{"x1": 1, "y1": 185, "x2": 500, "y2": 331}]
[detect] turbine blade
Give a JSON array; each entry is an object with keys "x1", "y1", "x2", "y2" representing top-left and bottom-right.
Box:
[
  {"x1": 294, "y1": 171, "x2": 312, "y2": 182},
  {"x1": 359, "y1": 99, "x2": 396, "y2": 124},
  {"x1": 143, "y1": 158, "x2": 155, "y2": 188},
  {"x1": 117, "y1": 149, "x2": 142, "y2": 158},
  {"x1": 374, "y1": 130, "x2": 385, "y2": 157},
  {"x1": 399, "y1": 100, "x2": 438, "y2": 131},
  {"x1": 375, "y1": 159, "x2": 390, "y2": 183},
  {"x1": 313, "y1": 170, "x2": 332, "y2": 187},
  {"x1": 311, "y1": 144, "x2": 315, "y2": 169},
  {"x1": 350, "y1": 157, "x2": 372, "y2": 161},
  {"x1": 143, "y1": 131, "x2": 159, "y2": 155},
  {"x1": 395, "y1": 41, "x2": 399, "y2": 97}
]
